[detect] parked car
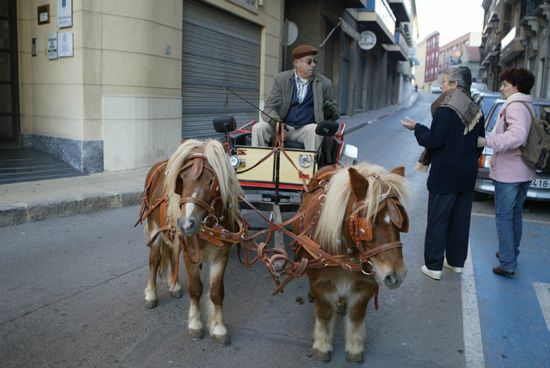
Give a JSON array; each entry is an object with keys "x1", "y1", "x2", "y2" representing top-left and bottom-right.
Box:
[
  {"x1": 475, "y1": 91, "x2": 501, "y2": 116},
  {"x1": 471, "y1": 82, "x2": 488, "y2": 92},
  {"x1": 474, "y1": 98, "x2": 550, "y2": 201},
  {"x1": 431, "y1": 84, "x2": 442, "y2": 94}
]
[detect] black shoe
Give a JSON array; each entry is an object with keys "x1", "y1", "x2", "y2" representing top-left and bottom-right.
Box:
[
  {"x1": 496, "y1": 252, "x2": 500, "y2": 259},
  {"x1": 492, "y1": 267, "x2": 515, "y2": 277}
]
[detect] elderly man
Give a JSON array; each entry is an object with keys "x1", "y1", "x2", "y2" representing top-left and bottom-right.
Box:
[{"x1": 251, "y1": 44, "x2": 339, "y2": 151}]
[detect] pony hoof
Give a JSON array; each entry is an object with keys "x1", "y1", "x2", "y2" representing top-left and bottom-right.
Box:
[
  {"x1": 144, "y1": 299, "x2": 158, "y2": 309},
  {"x1": 189, "y1": 328, "x2": 204, "y2": 341},
  {"x1": 170, "y1": 289, "x2": 183, "y2": 298},
  {"x1": 312, "y1": 349, "x2": 332, "y2": 363},
  {"x1": 346, "y1": 351, "x2": 364, "y2": 364},
  {"x1": 213, "y1": 334, "x2": 231, "y2": 347}
]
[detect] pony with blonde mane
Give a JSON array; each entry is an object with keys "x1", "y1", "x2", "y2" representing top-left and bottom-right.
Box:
[
  {"x1": 140, "y1": 139, "x2": 242, "y2": 346},
  {"x1": 293, "y1": 162, "x2": 409, "y2": 363}
]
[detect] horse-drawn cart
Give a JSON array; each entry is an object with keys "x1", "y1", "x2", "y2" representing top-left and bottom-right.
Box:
[{"x1": 136, "y1": 115, "x2": 409, "y2": 363}]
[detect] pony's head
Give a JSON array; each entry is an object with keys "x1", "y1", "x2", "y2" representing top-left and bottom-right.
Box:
[
  {"x1": 314, "y1": 162, "x2": 409, "y2": 289},
  {"x1": 164, "y1": 139, "x2": 242, "y2": 236}
]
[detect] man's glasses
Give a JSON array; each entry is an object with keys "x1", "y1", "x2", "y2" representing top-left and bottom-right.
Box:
[{"x1": 300, "y1": 58, "x2": 317, "y2": 65}]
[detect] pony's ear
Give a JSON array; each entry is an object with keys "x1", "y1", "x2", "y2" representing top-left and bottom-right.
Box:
[
  {"x1": 175, "y1": 173, "x2": 183, "y2": 195},
  {"x1": 390, "y1": 166, "x2": 405, "y2": 177},
  {"x1": 348, "y1": 167, "x2": 368, "y2": 200}
]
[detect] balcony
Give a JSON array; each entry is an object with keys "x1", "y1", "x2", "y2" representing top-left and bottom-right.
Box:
[
  {"x1": 354, "y1": 0, "x2": 397, "y2": 44},
  {"x1": 340, "y1": 0, "x2": 369, "y2": 7},
  {"x1": 500, "y1": 27, "x2": 525, "y2": 63},
  {"x1": 383, "y1": 31, "x2": 408, "y2": 61},
  {"x1": 387, "y1": 0, "x2": 412, "y2": 22}
]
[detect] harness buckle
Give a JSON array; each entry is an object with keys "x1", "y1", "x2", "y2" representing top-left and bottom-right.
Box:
[{"x1": 360, "y1": 260, "x2": 374, "y2": 276}]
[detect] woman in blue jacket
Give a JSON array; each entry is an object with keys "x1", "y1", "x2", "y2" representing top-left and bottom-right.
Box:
[{"x1": 402, "y1": 66, "x2": 485, "y2": 280}]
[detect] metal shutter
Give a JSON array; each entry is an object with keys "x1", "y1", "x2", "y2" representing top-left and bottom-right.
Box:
[{"x1": 182, "y1": 0, "x2": 261, "y2": 138}]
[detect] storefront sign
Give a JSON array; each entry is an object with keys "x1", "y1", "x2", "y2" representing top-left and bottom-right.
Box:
[
  {"x1": 358, "y1": 31, "x2": 377, "y2": 50},
  {"x1": 58, "y1": 0, "x2": 72, "y2": 28}
]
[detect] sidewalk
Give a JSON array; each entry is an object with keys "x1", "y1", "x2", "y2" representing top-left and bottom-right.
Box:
[{"x1": 0, "y1": 93, "x2": 418, "y2": 227}]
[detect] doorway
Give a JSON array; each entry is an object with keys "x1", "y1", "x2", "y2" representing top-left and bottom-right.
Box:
[{"x1": 0, "y1": 0, "x2": 19, "y2": 146}]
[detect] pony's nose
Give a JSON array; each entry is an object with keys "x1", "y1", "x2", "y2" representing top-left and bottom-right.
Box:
[
  {"x1": 178, "y1": 217, "x2": 197, "y2": 235},
  {"x1": 384, "y1": 272, "x2": 400, "y2": 289}
]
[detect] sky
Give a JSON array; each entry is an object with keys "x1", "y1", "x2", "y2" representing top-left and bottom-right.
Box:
[{"x1": 415, "y1": 0, "x2": 485, "y2": 46}]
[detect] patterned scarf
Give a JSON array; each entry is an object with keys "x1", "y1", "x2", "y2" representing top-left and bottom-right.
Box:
[{"x1": 417, "y1": 88, "x2": 482, "y2": 170}]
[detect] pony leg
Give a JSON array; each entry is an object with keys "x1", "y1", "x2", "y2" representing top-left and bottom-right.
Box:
[
  {"x1": 183, "y1": 251, "x2": 204, "y2": 340},
  {"x1": 168, "y1": 243, "x2": 183, "y2": 298},
  {"x1": 144, "y1": 242, "x2": 161, "y2": 309},
  {"x1": 207, "y1": 249, "x2": 230, "y2": 346},
  {"x1": 310, "y1": 284, "x2": 336, "y2": 362},
  {"x1": 344, "y1": 288, "x2": 372, "y2": 364}
]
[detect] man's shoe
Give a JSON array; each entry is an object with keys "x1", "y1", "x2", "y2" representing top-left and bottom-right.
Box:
[
  {"x1": 443, "y1": 259, "x2": 463, "y2": 273},
  {"x1": 496, "y1": 252, "x2": 500, "y2": 259},
  {"x1": 492, "y1": 267, "x2": 515, "y2": 277},
  {"x1": 421, "y1": 265, "x2": 441, "y2": 280}
]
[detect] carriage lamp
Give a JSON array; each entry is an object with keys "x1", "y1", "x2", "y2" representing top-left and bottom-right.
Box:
[
  {"x1": 229, "y1": 155, "x2": 241, "y2": 168},
  {"x1": 299, "y1": 154, "x2": 314, "y2": 168}
]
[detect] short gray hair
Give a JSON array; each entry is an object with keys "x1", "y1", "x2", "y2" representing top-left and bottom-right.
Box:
[{"x1": 444, "y1": 65, "x2": 472, "y2": 93}]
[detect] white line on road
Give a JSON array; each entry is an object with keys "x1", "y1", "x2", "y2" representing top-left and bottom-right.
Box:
[
  {"x1": 471, "y1": 212, "x2": 550, "y2": 225},
  {"x1": 533, "y1": 282, "x2": 550, "y2": 331},
  {"x1": 463, "y1": 242, "x2": 486, "y2": 368}
]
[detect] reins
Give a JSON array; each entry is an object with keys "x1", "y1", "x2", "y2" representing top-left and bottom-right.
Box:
[
  {"x1": 135, "y1": 147, "x2": 246, "y2": 264},
  {"x1": 237, "y1": 167, "x2": 408, "y2": 295}
]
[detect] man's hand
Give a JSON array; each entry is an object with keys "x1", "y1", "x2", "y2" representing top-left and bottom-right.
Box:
[{"x1": 323, "y1": 99, "x2": 338, "y2": 120}]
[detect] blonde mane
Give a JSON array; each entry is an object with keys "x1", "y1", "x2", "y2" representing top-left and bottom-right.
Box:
[
  {"x1": 164, "y1": 139, "x2": 242, "y2": 227},
  {"x1": 313, "y1": 162, "x2": 409, "y2": 254}
]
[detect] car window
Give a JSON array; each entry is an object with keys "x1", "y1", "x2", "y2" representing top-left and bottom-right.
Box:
[
  {"x1": 485, "y1": 103, "x2": 503, "y2": 132},
  {"x1": 485, "y1": 102, "x2": 550, "y2": 132}
]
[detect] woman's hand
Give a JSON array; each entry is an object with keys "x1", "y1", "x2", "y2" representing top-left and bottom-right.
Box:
[
  {"x1": 477, "y1": 137, "x2": 486, "y2": 148},
  {"x1": 401, "y1": 117, "x2": 417, "y2": 131}
]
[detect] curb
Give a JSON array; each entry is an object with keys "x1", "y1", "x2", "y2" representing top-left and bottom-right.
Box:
[{"x1": 0, "y1": 190, "x2": 143, "y2": 227}]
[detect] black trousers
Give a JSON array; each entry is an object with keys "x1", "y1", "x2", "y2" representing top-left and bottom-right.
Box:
[{"x1": 424, "y1": 190, "x2": 474, "y2": 270}]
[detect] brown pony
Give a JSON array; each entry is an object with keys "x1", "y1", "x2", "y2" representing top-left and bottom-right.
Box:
[
  {"x1": 141, "y1": 139, "x2": 242, "y2": 346},
  {"x1": 293, "y1": 162, "x2": 409, "y2": 363}
]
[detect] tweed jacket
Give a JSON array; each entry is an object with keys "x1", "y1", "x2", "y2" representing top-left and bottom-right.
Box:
[{"x1": 262, "y1": 70, "x2": 338, "y2": 126}]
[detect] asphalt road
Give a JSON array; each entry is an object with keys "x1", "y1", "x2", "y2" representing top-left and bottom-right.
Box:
[{"x1": 1, "y1": 93, "x2": 549, "y2": 368}]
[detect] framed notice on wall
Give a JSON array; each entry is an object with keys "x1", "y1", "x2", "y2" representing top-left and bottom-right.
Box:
[
  {"x1": 47, "y1": 32, "x2": 58, "y2": 60},
  {"x1": 58, "y1": 32, "x2": 73, "y2": 57},
  {"x1": 57, "y1": 0, "x2": 72, "y2": 28}
]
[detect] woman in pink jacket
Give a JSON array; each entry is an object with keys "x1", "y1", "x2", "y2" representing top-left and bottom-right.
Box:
[{"x1": 483, "y1": 68, "x2": 536, "y2": 277}]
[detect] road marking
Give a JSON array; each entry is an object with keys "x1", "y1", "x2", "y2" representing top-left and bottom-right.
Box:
[
  {"x1": 471, "y1": 212, "x2": 550, "y2": 225},
  {"x1": 533, "y1": 282, "x2": 550, "y2": 331},
  {"x1": 463, "y1": 242, "x2": 486, "y2": 368}
]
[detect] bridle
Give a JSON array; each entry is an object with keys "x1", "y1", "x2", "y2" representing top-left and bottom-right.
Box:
[
  {"x1": 346, "y1": 193, "x2": 409, "y2": 275},
  {"x1": 178, "y1": 152, "x2": 222, "y2": 218},
  {"x1": 176, "y1": 150, "x2": 245, "y2": 263}
]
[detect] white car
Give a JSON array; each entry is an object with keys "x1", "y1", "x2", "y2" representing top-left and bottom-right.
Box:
[
  {"x1": 431, "y1": 85, "x2": 441, "y2": 94},
  {"x1": 474, "y1": 98, "x2": 550, "y2": 201}
]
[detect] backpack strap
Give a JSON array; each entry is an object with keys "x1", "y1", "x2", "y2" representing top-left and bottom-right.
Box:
[{"x1": 503, "y1": 101, "x2": 534, "y2": 129}]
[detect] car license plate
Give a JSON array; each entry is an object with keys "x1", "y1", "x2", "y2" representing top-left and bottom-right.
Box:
[{"x1": 530, "y1": 179, "x2": 549, "y2": 189}]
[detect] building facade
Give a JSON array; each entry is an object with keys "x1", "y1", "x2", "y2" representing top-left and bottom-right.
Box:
[
  {"x1": 479, "y1": 0, "x2": 550, "y2": 97},
  {"x1": 438, "y1": 32, "x2": 481, "y2": 81},
  {"x1": 423, "y1": 31, "x2": 440, "y2": 91},
  {"x1": 2, "y1": 0, "x2": 418, "y2": 173}
]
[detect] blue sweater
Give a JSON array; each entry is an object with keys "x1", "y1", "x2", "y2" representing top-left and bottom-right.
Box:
[
  {"x1": 285, "y1": 83, "x2": 315, "y2": 128},
  {"x1": 414, "y1": 106, "x2": 485, "y2": 194}
]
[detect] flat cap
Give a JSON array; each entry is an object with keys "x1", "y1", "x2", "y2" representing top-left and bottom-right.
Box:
[{"x1": 291, "y1": 44, "x2": 318, "y2": 60}]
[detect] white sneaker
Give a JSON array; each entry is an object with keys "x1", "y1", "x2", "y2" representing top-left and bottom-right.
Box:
[
  {"x1": 443, "y1": 259, "x2": 463, "y2": 273},
  {"x1": 421, "y1": 265, "x2": 441, "y2": 280}
]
